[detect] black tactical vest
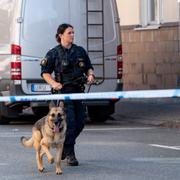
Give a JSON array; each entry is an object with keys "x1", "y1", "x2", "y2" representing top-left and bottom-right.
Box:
[{"x1": 54, "y1": 44, "x2": 86, "y2": 93}]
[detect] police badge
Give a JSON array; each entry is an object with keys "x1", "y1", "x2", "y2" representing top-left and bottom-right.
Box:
[
  {"x1": 79, "y1": 62, "x2": 85, "y2": 68},
  {"x1": 78, "y1": 58, "x2": 85, "y2": 69},
  {"x1": 40, "y1": 58, "x2": 48, "y2": 66}
]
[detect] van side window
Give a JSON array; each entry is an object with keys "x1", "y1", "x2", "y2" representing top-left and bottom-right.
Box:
[{"x1": 22, "y1": 0, "x2": 70, "y2": 45}]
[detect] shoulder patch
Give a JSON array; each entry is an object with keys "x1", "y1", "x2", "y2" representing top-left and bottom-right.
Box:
[{"x1": 40, "y1": 58, "x2": 48, "y2": 66}]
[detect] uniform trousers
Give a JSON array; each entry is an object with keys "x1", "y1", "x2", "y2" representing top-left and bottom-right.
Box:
[{"x1": 63, "y1": 100, "x2": 85, "y2": 156}]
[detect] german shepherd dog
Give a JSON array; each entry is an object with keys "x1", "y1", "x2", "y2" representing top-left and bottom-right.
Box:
[{"x1": 21, "y1": 101, "x2": 67, "y2": 175}]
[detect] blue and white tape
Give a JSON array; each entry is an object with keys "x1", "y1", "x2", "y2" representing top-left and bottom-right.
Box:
[{"x1": 0, "y1": 89, "x2": 180, "y2": 102}]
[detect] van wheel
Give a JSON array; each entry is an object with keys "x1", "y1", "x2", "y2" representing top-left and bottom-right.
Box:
[
  {"x1": 87, "y1": 106, "x2": 110, "y2": 123},
  {"x1": 0, "y1": 116, "x2": 10, "y2": 125},
  {"x1": 32, "y1": 107, "x2": 48, "y2": 118},
  {"x1": 0, "y1": 103, "x2": 10, "y2": 124},
  {"x1": 89, "y1": 114, "x2": 109, "y2": 123}
]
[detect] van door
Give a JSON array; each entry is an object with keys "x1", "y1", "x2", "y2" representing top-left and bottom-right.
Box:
[
  {"x1": 20, "y1": 0, "x2": 70, "y2": 94},
  {"x1": 69, "y1": 0, "x2": 120, "y2": 92},
  {"x1": 0, "y1": 0, "x2": 21, "y2": 80},
  {"x1": 85, "y1": 0, "x2": 121, "y2": 92}
]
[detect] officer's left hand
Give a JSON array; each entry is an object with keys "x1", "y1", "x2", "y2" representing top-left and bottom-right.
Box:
[{"x1": 87, "y1": 74, "x2": 94, "y2": 84}]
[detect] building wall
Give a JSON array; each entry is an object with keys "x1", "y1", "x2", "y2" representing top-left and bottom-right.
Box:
[
  {"x1": 116, "y1": 0, "x2": 180, "y2": 90},
  {"x1": 116, "y1": 0, "x2": 140, "y2": 25},
  {"x1": 122, "y1": 25, "x2": 180, "y2": 90},
  {"x1": 163, "y1": 0, "x2": 179, "y2": 22},
  {"x1": 117, "y1": 0, "x2": 179, "y2": 25}
]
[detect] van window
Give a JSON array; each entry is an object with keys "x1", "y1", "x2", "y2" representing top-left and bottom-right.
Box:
[
  {"x1": 22, "y1": 0, "x2": 70, "y2": 44},
  {"x1": 0, "y1": 0, "x2": 15, "y2": 44}
]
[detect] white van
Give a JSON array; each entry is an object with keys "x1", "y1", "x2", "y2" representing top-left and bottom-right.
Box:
[{"x1": 0, "y1": 0, "x2": 123, "y2": 124}]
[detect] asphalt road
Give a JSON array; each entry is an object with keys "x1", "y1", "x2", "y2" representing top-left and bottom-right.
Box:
[
  {"x1": 1, "y1": 98, "x2": 180, "y2": 180},
  {"x1": 1, "y1": 122, "x2": 180, "y2": 180}
]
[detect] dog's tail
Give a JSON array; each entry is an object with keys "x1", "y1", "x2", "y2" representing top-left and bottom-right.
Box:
[{"x1": 21, "y1": 136, "x2": 34, "y2": 148}]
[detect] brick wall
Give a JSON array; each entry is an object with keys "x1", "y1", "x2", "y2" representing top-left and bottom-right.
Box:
[{"x1": 122, "y1": 25, "x2": 180, "y2": 90}]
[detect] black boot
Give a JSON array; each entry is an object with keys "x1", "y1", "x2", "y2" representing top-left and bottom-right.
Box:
[
  {"x1": 66, "y1": 155, "x2": 79, "y2": 166},
  {"x1": 63, "y1": 145, "x2": 79, "y2": 166}
]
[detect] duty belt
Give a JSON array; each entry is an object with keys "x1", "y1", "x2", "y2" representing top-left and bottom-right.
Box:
[{"x1": 52, "y1": 76, "x2": 87, "y2": 94}]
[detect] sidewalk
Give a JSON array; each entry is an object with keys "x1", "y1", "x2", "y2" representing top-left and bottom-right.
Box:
[{"x1": 112, "y1": 98, "x2": 180, "y2": 127}]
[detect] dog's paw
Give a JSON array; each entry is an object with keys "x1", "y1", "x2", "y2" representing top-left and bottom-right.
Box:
[
  {"x1": 56, "y1": 168, "x2": 62, "y2": 175},
  {"x1": 48, "y1": 157, "x2": 54, "y2": 164}
]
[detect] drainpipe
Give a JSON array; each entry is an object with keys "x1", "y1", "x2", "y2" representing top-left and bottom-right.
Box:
[{"x1": 178, "y1": 0, "x2": 180, "y2": 50}]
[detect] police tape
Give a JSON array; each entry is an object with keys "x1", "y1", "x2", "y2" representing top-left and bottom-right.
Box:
[{"x1": 0, "y1": 89, "x2": 180, "y2": 102}]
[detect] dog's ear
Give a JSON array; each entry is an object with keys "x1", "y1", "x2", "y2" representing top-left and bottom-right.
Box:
[
  {"x1": 59, "y1": 101, "x2": 64, "y2": 108},
  {"x1": 49, "y1": 101, "x2": 56, "y2": 109}
]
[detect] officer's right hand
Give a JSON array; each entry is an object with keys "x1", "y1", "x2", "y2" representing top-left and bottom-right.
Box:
[{"x1": 51, "y1": 82, "x2": 63, "y2": 91}]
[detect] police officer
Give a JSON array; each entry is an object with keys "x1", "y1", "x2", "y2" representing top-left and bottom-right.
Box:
[{"x1": 41, "y1": 23, "x2": 94, "y2": 166}]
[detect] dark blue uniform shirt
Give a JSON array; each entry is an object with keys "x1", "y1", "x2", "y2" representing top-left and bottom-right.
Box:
[{"x1": 41, "y1": 44, "x2": 93, "y2": 93}]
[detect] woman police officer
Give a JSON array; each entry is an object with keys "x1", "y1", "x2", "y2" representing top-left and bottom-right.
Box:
[{"x1": 41, "y1": 23, "x2": 94, "y2": 166}]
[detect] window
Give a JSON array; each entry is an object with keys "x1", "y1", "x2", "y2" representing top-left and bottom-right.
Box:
[
  {"x1": 149, "y1": 0, "x2": 156, "y2": 22},
  {"x1": 23, "y1": 0, "x2": 70, "y2": 44},
  {"x1": 0, "y1": 0, "x2": 15, "y2": 44},
  {"x1": 140, "y1": 0, "x2": 163, "y2": 27}
]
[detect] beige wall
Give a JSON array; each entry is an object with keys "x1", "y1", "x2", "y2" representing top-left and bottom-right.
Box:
[
  {"x1": 116, "y1": 0, "x2": 140, "y2": 25},
  {"x1": 163, "y1": 0, "x2": 179, "y2": 22},
  {"x1": 117, "y1": 0, "x2": 179, "y2": 26},
  {"x1": 118, "y1": 0, "x2": 180, "y2": 90}
]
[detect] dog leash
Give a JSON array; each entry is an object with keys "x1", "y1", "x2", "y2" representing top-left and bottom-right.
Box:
[{"x1": 52, "y1": 75, "x2": 100, "y2": 105}]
